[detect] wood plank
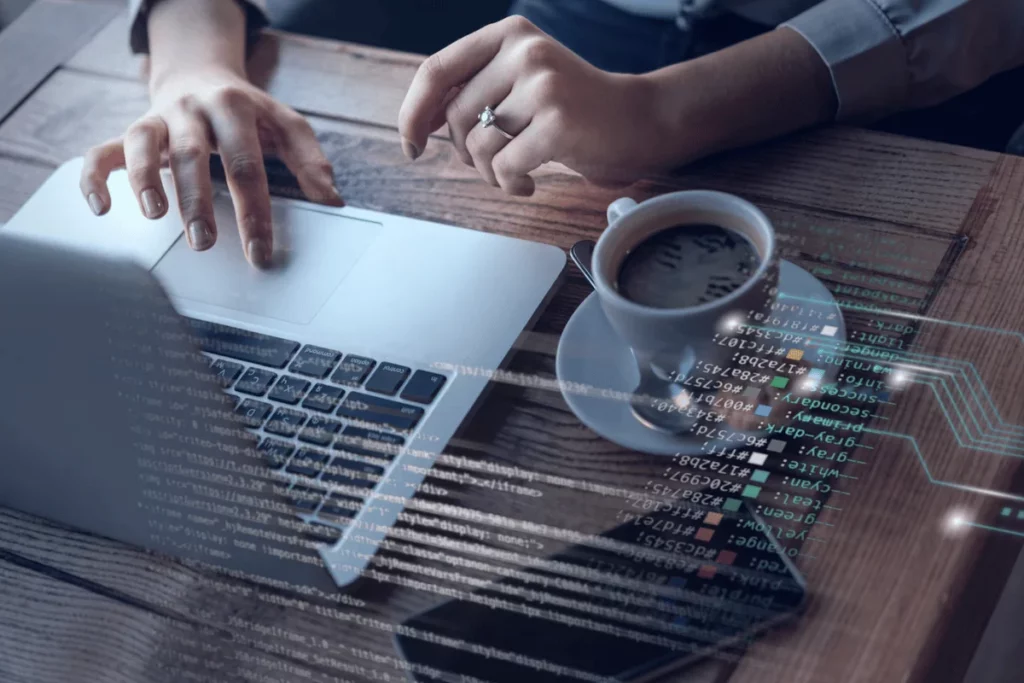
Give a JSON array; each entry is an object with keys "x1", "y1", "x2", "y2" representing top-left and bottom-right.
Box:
[{"x1": 0, "y1": 0, "x2": 120, "y2": 123}]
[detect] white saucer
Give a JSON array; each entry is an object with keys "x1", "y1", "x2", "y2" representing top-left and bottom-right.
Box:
[{"x1": 555, "y1": 260, "x2": 845, "y2": 455}]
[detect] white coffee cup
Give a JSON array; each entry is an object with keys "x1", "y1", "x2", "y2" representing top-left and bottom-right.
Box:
[{"x1": 591, "y1": 191, "x2": 778, "y2": 432}]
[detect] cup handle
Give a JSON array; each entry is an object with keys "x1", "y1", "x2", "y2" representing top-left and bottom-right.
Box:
[{"x1": 607, "y1": 197, "x2": 638, "y2": 226}]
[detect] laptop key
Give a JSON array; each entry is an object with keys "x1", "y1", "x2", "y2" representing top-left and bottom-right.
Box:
[
  {"x1": 258, "y1": 438, "x2": 295, "y2": 470},
  {"x1": 287, "y1": 448, "x2": 331, "y2": 478},
  {"x1": 330, "y1": 355, "x2": 376, "y2": 387},
  {"x1": 400, "y1": 370, "x2": 447, "y2": 404},
  {"x1": 210, "y1": 359, "x2": 244, "y2": 388},
  {"x1": 268, "y1": 375, "x2": 310, "y2": 405},
  {"x1": 290, "y1": 345, "x2": 342, "y2": 379},
  {"x1": 299, "y1": 416, "x2": 342, "y2": 446},
  {"x1": 288, "y1": 485, "x2": 324, "y2": 511},
  {"x1": 318, "y1": 492, "x2": 363, "y2": 521},
  {"x1": 322, "y1": 457, "x2": 384, "y2": 488},
  {"x1": 303, "y1": 383, "x2": 346, "y2": 413},
  {"x1": 337, "y1": 392, "x2": 424, "y2": 432},
  {"x1": 365, "y1": 363, "x2": 411, "y2": 396},
  {"x1": 265, "y1": 408, "x2": 307, "y2": 438},
  {"x1": 334, "y1": 426, "x2": 405, "y2": 460},
  {"x1": 235, "y1": 399, "x2": 273, "y2": 428},
  {"x1": 187, "y1": 318, "x2": 299, "y2": 369},
  {"x1": 235, "y1": 367, "x2": 278, "y2": 396}
]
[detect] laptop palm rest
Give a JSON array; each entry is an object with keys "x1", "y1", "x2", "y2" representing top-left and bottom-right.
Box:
[{"x1": 152, "y1": 196, "x2": 383, "y2": 325}]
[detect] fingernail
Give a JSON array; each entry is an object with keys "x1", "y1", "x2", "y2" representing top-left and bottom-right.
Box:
[
  {"x1": 141, "y1": 188, "x2": 164, "y2": 219},
  {"x1": 187, "y1": 220, "x2": 214, "y2": 251},
  {"x1": 329, "y1": 185, "x2": 345, "y2": 207},
  {"x1": 246, "y1": 238, "x2": 273, "y2": 269},
  {"x1": 87, "y1": 192, "x2": 104, "y2": 216},
  {"x1": 401, "y1": 137, "x2": 421, "y2": 161}
]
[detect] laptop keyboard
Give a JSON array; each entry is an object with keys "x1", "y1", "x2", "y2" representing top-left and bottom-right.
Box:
[{"x1": 186, "y1": 317, "x2": 447, "y2": 536}]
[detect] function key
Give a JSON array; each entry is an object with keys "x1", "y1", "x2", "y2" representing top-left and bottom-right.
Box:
[
  {"x1": 365, "y1": 363, "x2": 411, "y2": 396},
  {"x1": 235, "y1": 399, "x2": 273, "y2": 428},
  {"x1": 303, "y1": 383, "x2": 346, "y2": 413},
  {"x1": 290, "y1": 345, "x2": 342, "y2": 379},
  {"x1": 264, "y1": 408, "x2": 307, "y2": 438},
  {"x1": 337, "y1": 392, "x2": 424, "y2": 432},
  {"x1": 400, "y1": 371, "x2": 447, "y2": 405},
  {"x1": 210, "y1": 359, "x2": 244, "y2": 388},
  {"x1": 331, "y1": 355, "x2": 376, "y2": 387},
  {"x1": 235, "y1": 367, "x2": 278, "y2": 396},
  {"x1": 258, "y1": 438, "x2": 295, "y2": 470},
  {"x1": 268, "y1": 375, "x2": 310, "y2": 405},
  {"x1": 186, "y1": 318, "x2": 299, "y2": 369}
]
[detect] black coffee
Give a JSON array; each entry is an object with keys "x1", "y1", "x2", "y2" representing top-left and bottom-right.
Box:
[{"x1": 615, "y1": 224, "x2": 760, "y2": 308}]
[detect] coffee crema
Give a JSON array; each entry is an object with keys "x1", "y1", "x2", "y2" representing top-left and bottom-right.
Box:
[{"x1": 615, "y1": 224, "x2": 760, "y2": 309}]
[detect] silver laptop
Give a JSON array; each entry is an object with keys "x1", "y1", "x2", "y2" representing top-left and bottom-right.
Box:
[{"x1": 0, "y1": 158, "x2": 564, "y2": 590}]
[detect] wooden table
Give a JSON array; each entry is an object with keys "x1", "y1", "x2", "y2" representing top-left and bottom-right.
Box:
[{"x1": 2, "y1": 2, "x2": 1023, "y2": 682}]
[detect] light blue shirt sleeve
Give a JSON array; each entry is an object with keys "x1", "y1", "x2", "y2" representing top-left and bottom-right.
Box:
[
  {"x1": 127, "y1": 0, "x2": 269, "y2": 54},
  {"x1": 783, "y1": 0, "x2": 1024, "y2": 121}
]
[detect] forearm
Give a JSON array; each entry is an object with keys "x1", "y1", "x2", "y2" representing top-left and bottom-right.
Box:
[
  {"x1": 645, "y1": 27, "x2": 836, "y2": 166},
  {"x1": 148, "y1": 0, "x2": 249, "y2": 91}
]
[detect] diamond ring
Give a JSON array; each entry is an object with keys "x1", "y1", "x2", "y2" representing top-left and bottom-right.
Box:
[{"x1": 478, "y1": 106, "x2": 515, "y2": 140}]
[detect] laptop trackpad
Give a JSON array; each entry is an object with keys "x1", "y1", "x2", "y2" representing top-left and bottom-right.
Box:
[{"x1": 153, "y1": 199, "x2": 382, "y2": 325}]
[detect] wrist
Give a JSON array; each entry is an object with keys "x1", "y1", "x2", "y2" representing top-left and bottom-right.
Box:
[
  {"x1": 147, "y1": 0, "x2": 249, "y2": 93},
  {"x1": 636, "y1": 65, "x2": 717, "y2": 169}
]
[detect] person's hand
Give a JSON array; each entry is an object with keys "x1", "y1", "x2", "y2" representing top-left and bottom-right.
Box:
[
  {"x1": 398, "y1": 16, "x2": 678, "y2": 197},
  {"x1": 80, "y1": 68, "x2": 342, "y2": 268}
]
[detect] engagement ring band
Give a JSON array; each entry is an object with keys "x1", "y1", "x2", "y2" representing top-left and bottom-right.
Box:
[{"x1": 478, "y1": 106, "x2": 515, "y2": 140}]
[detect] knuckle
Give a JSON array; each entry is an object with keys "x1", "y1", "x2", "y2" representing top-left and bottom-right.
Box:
[
  {"x1": 169, "y1": 141, "x2": 206, "y2": 168},
  {"x1": 226, "y1": 155, "x2": 263, "y2": 185},
  {"x1": 418, "y1": 53, "x2": 446, "y2": 89},
  {"x1": 176, "y1": 190, "x2": 207, "y2": 219},
  {"x1": 126, "y1": 117, "x2": 161, "y2": 140},
  {"x1": 517, "y1": 37, "x2": 557, "y2": 70},
  {"x1": 127, "y1": 165, "x2": 158, "y2": 186},
  {"x1": 532, "y1": 70, "x2": 564, "y2": 102},
  {"x1": 210, "y1": 85, "x2": 252, "y2": 111},
  {"x1": 503, "y1": 15, "x2": 536, "y2": 35}
]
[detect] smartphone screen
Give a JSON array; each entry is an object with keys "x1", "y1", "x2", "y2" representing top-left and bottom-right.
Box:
[{"x1": 396, "y1": 498, "x2": 806, "y2": 683}]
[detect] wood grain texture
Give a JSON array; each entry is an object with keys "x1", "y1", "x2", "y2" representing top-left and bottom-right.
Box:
[
  {"x1": 0, "y1": 0, "x2": 119, "y2": 123},
  {"x1": 0, "y1": 4, "x2": 1022, "y2": 683}
]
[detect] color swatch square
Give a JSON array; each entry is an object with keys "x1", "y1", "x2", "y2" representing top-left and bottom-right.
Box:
[
  {"x1": 704, "y1": 512, "x2": 723, "y2": 526},
  {"x1": 755, "y1": 404, "x2": 772, "y2": 417},
  {"x1": 723, "y1": 498, "x2": 742, "y2": 512},
  {"x1": 786, "y1": 349, "x2": 804, "y2": 361},
  {"x1": 748, "y1": 452, "x2": 768, "y2": 466},
  {"x1": 1002, "y1": 507, "x2": 1013, "y2": 517},
  {"x1": 750, "y1": 470, "x2": 770, "y2": 483},
  {"x1": 697, "y1": 565, "x2": 717, "y2": 580},
  {"x1": 716, "y1": 550, "x2": 737, "y2": 566},
  {"x1": 770, "y1": 376, "x2": 789, "y2": 389},
  {"x1": 1017, "y1": 510, "x2": 1024, "y2": 520},
  {"x1": 742, "y1": 386, "x2": 760, "y2": 399},
  {"x1": 808, "y1": 368, "x2": 826, "y2": 381},
  {"x1": 695, "y1": 528, "x2": 715, "y2": 542},
  {"x1": 767, "y1": 439, "x2": 786, "y2": 453},
  {"x1": 742, "y1": 484, "x2": 761, "y2": 499},
  {"x1": 821, "y1": 325, "x2": 838, "y2": 337}
]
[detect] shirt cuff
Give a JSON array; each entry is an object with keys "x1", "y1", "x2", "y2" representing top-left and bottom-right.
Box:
[
  {"x1": 782, "y1": 0, "x2": 908, "y2": 122},
  {"x1": 128, "y1": 0, "x2": 269, "y2": 55}
]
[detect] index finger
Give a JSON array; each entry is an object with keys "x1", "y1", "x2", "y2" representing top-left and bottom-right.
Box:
[
  {"x1": 210, "y1": 110, "x2": 274, "y2": 269},
  {"x1": 398, "y1": 17, "x2": 527, "y2": 156}
]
